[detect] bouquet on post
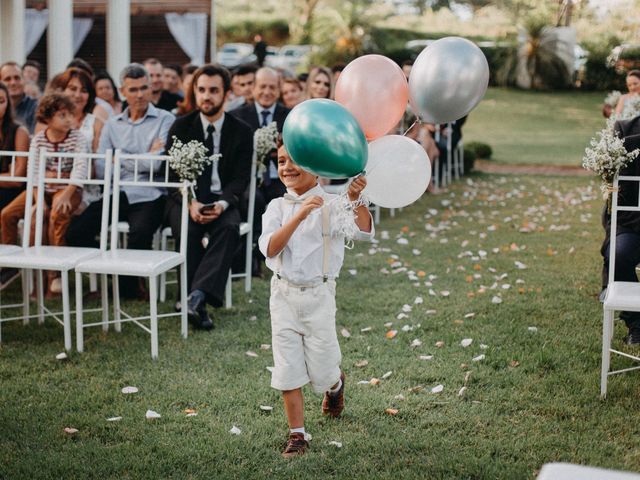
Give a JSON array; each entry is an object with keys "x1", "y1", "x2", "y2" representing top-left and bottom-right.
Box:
[
  {"x1": 168, "y1": 136, "x2": 220, "y2": 199},
  {"x1": 254, "y1": 121, "x2": 279, "y2": 184},
  {"x1": 583, "y1": 118, "x2": 640, "y2": 212}
]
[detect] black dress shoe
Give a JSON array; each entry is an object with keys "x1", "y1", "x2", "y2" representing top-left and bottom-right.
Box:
[
  {"x1": 624, "y1": 327, "x2": 640, "y2": 345},
  {"x1": 187, "y1": 290, "x2": 214, "y2": 331}
]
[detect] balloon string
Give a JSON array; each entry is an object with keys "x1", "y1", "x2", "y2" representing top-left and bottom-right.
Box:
[{"x1": 403, "y1": 120, "x2": 418, "y2": 137}]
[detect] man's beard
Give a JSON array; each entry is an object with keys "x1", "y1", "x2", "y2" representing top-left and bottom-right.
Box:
[{"x1": 199, "y1": 101, "x2": 223, "y2": 117}]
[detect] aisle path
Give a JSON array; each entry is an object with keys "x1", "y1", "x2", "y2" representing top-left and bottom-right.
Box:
[{"x1": 474, "y1": 160, "x2": 590, "y2": 176}]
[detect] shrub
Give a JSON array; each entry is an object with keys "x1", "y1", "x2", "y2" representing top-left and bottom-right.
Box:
[
  {"x1": 581, "y1": 36, "x2": 626, "y2": 91},
  {"x1": 466, "y1": 141, "x2": 493, "y2": 159},
  {"x1": 479, "y1": 43, "x2": 518, "y2": 86},
  {"x1": 463, "y1": 147, "x2": 477, "y2": 172},
  {"x1": 218, "y1": 18, "x2": 289, "y2": 45}
]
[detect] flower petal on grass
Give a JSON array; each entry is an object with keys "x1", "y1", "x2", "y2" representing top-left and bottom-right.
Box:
[
  {"x1": 245, "y1": 351, "x2": 258, "y2": 358},
  {"x1": 355, "y1": 360, "x2": 369, "y2": 368},
  {"x1": 528, "y1": 326, "x2": 538, "y2": 332},
  {"x1": 121, "y1": 386, "x2": 138, "y2": 394},
  {"x1": 492, "y1": 296, "x2": 502, "y2": 304},
  {"x1": 431, "y1": 384, "x2": 444, "y2": 394},
  {"x1": 472, "y1": 354, "x2": 485, "y2": 362},
  {"x1": 56, "y1": 352, "x2": 68, "y2": 360},
  {"x1": 382, "y1": 371, "x2": 393, "y2": 379},
  {"x1": 411, "y1": 339, "x2": 422, "y2": 348},
  {"x1": 329, "y1": 441, "x2": 343, "y2": 448},
  {"x1": 435, "y1": 341, "x2": 445, "y2": 348},
  {"x1": 341, "y1": 328, "x2": 351, "y2": 338},
  {"x1": 106, "y1": 417, "x2": 122, "y2": 422},
  {"x1": 458, "y1": 386, "x2": 467, "y2": 397},
  {"x1": 385, "y1": 408, "x2": 399, "y2": 415},
  {"x1": 63, "y1": 427, "x2": 78, "y2": 434},
  {"x1": 260, "y1": 405, "x2": 273, "y2": 412},
  {"x1": 386, "y1": 330, "x2": 398, "y2": 339},
  {"x1": 229, "y1": 426, "x2": 241, "y2": 435},
  {"x1": 145, "y1": 410, "x2": 161, "y2": 419},
  {"x1": 460, "y1": 338, "x2": 473, "y2": 348},
  {"x1": 360, "y1": 327, "x2": 372, "y2": 333},
  {"x1": 260, "y1": 344, "x2": 271, "y2": 350},
  {"x1": 419, "y1": 355, "x2": 433, "y2": 360}
]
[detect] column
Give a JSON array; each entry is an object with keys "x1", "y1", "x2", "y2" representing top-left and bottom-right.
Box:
[
  {"x1": 106, "y1": 0, "x2": 130, "y2": 82},
  {"x1": 47, "y1": 0, "x2": 73, "y2": 78},
  {"x1": 210, "y1": 0, "x2": 217, "y2": 62},
  {"x1": 0, "y1": 0, "x2": 26, "y2": 65}
]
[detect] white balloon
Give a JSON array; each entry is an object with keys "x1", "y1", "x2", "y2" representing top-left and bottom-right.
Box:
[
  {"x1": 409, "y1": 36, "x2": 489, "y2": 124},
  {"x1": 363, "y1": 135, "x2": 431, "y2": 209}
]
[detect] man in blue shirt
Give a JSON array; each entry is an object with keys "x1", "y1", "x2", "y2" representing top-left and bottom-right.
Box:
[
  {"x1": 66, "y1": 63, "x2": 174, "y2": 300},
  {"x1": 0, "y1": 62, "x2": 37, "y2": 134}
]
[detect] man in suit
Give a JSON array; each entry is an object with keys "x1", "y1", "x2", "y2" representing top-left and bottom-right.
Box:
[
  {"x1": 601, "y1": 114, "x2": 640, "y2": 344},
  {"x1": 165, "y1": 64, "x2": 253, "y2": 330},
  {"x1": 231, "y1": 67, "x2": 290, "y2": 277}
]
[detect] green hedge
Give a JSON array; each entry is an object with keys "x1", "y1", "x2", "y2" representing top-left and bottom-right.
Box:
[
  {"x1": 217, "y1": 19, "x2": 289, "y2": 45},
  {"x1": 581, "y1": 37, "x2": 626, "y2": 91},
  {"x1": 463, "y1": 147, "x2": 477, "y2": 172},
  {"x1": 465, "y1": 141, "x2": 493, "y2": 159}
]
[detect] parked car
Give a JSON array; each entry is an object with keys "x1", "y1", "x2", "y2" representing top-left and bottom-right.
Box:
[
  {"x1": 216, "y1": 43, "x2": 256, "y2": 68},
  {"x1": 267, "y1": 45, "x2": 312, "y2": 73}
]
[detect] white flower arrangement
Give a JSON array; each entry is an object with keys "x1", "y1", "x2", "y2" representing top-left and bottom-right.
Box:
[
  {"x1": 583, "y1": 117, "x2": 640, "y2": 209},
  {"x1": 618, "y1": 95, "x2": 640, "y2": 121},
  {"x1": 604, "y1": 90, "x2": 622, "y2": 109},
  {"x1": 254, "y1": 121, "x2": 279, "y2": 181},
  {"x1": 168, "y1": 136, "x2": 219, "y2": 198}
]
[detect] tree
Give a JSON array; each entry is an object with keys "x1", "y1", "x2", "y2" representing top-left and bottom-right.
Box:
[{"x1": 289, "y1": 0, "x2": 322, "y2": 44}]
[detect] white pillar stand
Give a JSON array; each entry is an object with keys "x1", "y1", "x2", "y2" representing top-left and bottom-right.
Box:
[
  {"x1": 0, "y1": 0, "x2": 26, "y2": 65},
  {"x1": 47, "y1": 0, "x2": 73, "y2": 79},
  {"x1": 106, "y1": 0, "x2": 130, "y2": 82},
  {"x1": 209, "y1": 0, "x2": 217, "y2": 62}
]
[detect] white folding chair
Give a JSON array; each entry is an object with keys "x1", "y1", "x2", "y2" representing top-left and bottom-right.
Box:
[
  {"x1": 74, "y1": 150, "x2": 189, "y2": 359},
  {"x1": 601, "y1": 174, "x2": 640, "y2": 397},
  {"x1": 455, "y1": 139, "x2": 465, "y2": 177},
  {"x1": 0, "y1": 148, "x2": 113, "y2": 351},
  {"x1": 0, "y1": 149, "x2": 33, "y2": 343},
  {"x1": 224, "y1": 150, "x2": 257, "y2": 308}
]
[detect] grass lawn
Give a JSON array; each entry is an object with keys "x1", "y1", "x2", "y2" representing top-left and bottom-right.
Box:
[
  {"x1": 465, "y1": 88, "x2": 606, "y2": 167},
  {"x1": 2, "y1": 172, "x2": 639, "y2": 479}
]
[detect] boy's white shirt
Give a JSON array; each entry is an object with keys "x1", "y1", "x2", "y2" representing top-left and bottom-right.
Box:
[{"x1": 258, "y1": 184, "x2": 374, "y2": 285}]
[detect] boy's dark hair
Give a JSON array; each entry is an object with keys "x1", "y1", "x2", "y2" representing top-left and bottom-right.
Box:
[
  {"x1": 233, "y1": 64, "x2": 258, "y2": 78},
  {"x1": 276, "y1": 134, "x2": 283, "y2": 149},
  {"x1": 165, "y1": 63, "x2": 182, "y2": 77},
  {"x1": 36, "y1": 92, "x2": 75, "y2": 124},
  {"x1": 401, "y1": 60, "x2": 414, "y2": 68},
  {"x1": 331, "y1": 63, "x2": 346, "y2": 74},
  {"x1": 67, "y1": 57, "x2": 94, "y2": 79},
  {"x1": 188, "y1": 64, "x2": 231, "y2": 110}
]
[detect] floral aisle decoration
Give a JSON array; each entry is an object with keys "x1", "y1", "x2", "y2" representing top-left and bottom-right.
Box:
[
  {"x1": 254, "y1": 121, "x2": 279, "y2": 183},
  {"x1": 168, "y1": 136, "x2": 218, "y2": 199},
  {"x1": 583, "y1": 118, "x2": 640, "y2": 212}
]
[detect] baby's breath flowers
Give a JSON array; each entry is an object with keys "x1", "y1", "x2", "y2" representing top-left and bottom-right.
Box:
[
  {"x1": 255, "y1": 122, "x2": 279, "y2": 182},
  {"x1": 168, "y1": 136, "x2": 219, "y2": 198}
]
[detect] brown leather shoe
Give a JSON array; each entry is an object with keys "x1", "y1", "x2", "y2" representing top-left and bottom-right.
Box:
[
  {"x1": 322, "y1": 371, "x2": 345, "y2": 417},
  {"x1": 281, "y1": 432, "x2": 308, "y2": 458}
]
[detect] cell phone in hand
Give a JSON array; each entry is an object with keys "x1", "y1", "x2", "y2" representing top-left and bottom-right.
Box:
[{"x1": 199, "y1": 202, "x2": 216, "y2": 214}]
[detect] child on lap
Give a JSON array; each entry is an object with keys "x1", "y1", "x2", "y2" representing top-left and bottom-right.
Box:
[{"x1": 258, "y1": 143, "x2": 374, "y2": 458}]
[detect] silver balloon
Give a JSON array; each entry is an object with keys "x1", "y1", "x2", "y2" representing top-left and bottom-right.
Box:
[{"x1": 409, "y1": 36, "x2": 489, "y2": 124}]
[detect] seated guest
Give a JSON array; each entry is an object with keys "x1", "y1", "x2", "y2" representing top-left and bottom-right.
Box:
[
  {"x1": 66, "y1": 58, "x2": 111, "y2": 123},
  {"x1": 0, "y1": 81, "x2": 29, "y2": 211},
  {"x1": 0, "y1": 62, "x2": 37, "y2": 134},
  {"x1": 280, "y1": 77, "x2": 304, "y2": 110},
  {"x1": 143, "y1": 58, "x2": 181, "y2": 112},
  {"x1": 94, "y1": 70, "x2": 123, "y2": 118},
  {"x1": 305, "y1": 66, "x2": 333, "y2": 100},
  {"x1": 66, "y1": 63, "x2": 174, "y2": 300},
  {"x1": 163, "y1": 63, "x2": 184, "y2": 99},
  {"x1": 176, "y1": 65, "x2": 199, "y2": 116},
  {"x1": 601, "y1": 113, "x2": 640, "y2": 344},
  {"x1": 22, "y1": 60, "x2": 41, "y2": 88},
  {"x1": 224, "y1": 64, "x2": 257, "y2": 112},
  {"x1": 231, "y1": 67, "x2": 290, "y2": 276},
  {"x1": 165, "y1": 64, "x2": 253, "y2": 329},
  {"x1": 2, "y1": 93, "x2": 88, "y2": 295}
]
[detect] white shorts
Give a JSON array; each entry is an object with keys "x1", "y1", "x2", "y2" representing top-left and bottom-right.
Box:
[{"x1": 269, "y1": 275, "x2": 342, "y2": 394}]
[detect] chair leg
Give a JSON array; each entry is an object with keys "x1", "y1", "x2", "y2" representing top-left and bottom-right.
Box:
[
  {"x1": 180, "y1": 263, "x2": 188, "y2": 339},
  {"x1": 244, "y1": 237, "x2": 252, "y2": 294},
  {"x1": 101, "y1": 274, "x2": 111, "y2": 332},
  {"x1": 149, "y1": 275, "x2": 158, "y2": 359},
  {"x1": 22, "y1": 269, "x2": 29, "y2": 325},
  {"x1": 374, "y1": 205, "x2": 380, "y2": 225},
  {"x1": 225, "y1": 271, "x2": 232, "y2": 309},
  {"x1": 76, "y1": 271, "x2": 84, "y2": 353},
  {"x1": 601, "y1": 308, "x2": 615, "y2": 398},
  {"x1": 61, "y1": 270, "x2": 71, "y2": 352},
  {"x1": 89, "y1": 273, "x2": 98, "y2": 292},
  {"x1": 36, "y1": 270, "x2": 45, "y2": 324},
  {"x1": 113, "y1": 275, "x2": 121, "y2": 330},
  {"x1": 159, "y1": 233, "x2": 169, "y2": 302}
]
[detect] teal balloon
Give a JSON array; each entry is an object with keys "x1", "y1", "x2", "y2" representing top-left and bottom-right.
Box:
[{"x1": 282, "y1": 99, "x2": 368, "y2": 179}]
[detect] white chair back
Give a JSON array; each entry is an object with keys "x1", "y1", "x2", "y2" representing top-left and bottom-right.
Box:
[
  {"x1": 112, "y1": 150, "x2": 189, "y2": 256},
  {"x1": 607, "y1": 175, "x2": 640, "y2": 285},
  {"x1": 32, "y1": 148, "x2": 113, "y2": 249}
]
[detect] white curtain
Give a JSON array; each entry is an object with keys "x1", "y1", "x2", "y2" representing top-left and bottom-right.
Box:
[
  {"x1": 73, "y1": 18, "x2": 94, "y2": 55},
  {"x1": 165, "y1": 12, "x2": 207, "y2": 65},
  {"x1": 25, "y1": 8, "x2": 49, "y2": 56},
  {"x1": 24, "y1": 10, "x2": 94, "y2": 57}
]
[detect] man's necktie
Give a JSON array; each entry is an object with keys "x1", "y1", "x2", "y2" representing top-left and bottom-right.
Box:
[
  {"x1": 205, "y1": 124, "x2": 215, "y2": 154},
  {"x1": 261, "y1": 110, "x2": 270, "y2": 128}
]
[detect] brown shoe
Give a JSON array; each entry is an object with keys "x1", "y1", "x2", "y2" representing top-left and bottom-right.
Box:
[
  {"x1": 281, "y1": 432, "x2": 308, "y2": 458},
  {"x1": 322, "y1": 371, "x2": 345, "y2": 417}
]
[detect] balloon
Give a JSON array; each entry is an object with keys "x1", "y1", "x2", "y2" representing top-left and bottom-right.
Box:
[
  {"x1": 409, "y1": 36, "x2": 489, "y2": 124},
  {"x1": 282, "y1": 99, "x2": 368, "y2": 178},
  {"x1": 335, "y1": 55, "x2": 409, "y2": 141},
  {"x1": 363, "y1": 135, "x2": 431, "y2": 209}
]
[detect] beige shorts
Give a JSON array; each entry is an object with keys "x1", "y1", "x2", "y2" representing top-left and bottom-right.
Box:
[{"x1": 269, "y1": 275, "x2": 342, "y2": 394}]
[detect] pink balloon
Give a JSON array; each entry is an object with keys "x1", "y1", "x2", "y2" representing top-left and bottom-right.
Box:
[{"x1": 335, "y1": 55, "x2": 409, "y2": 141}]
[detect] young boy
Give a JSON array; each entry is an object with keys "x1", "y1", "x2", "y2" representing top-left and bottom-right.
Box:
[
  {"x1": 258, "y1": 144, "x2": 374, "y2": 458},
  {"x1": 0, "y1": 92, "x2": 87, "y2": 294}
]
